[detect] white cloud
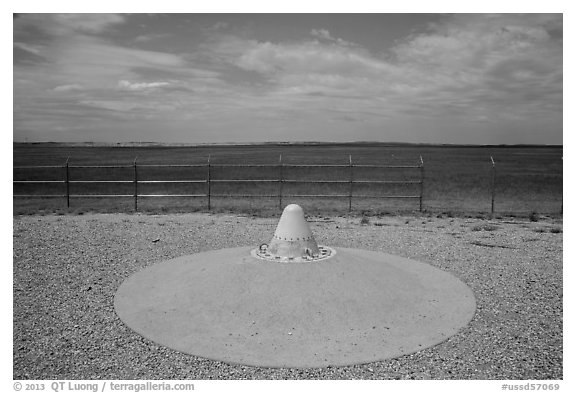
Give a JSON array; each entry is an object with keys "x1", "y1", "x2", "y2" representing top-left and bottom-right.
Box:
[
  {"x1": 234, "y1": 40, "x2": 390, "y2": 76},
  {"x1": 14, "y1": 14, "x2": 125, "y2": 38},
  {"x1": 117, "y1": 80, "x2": 171, "y2": 91},
  {"x1": 310, "y1": 28, "x2": 354, "y2": 46},
  {"x1": 393, "y1": 14, "x2": 561, "y2": 70},
  {"x1": 189, "y1": 13, "x2": 560, "y2": 131},
  {"x1": 53, "y1": 84, "x2": 84, "y2": 92},
  {"x1": 310, "y1": 28, "x2": 333, "y2": 40},
  {"x1": 212, "y1": 21, "x2": 229, "y2": 30},
  {"x1": 13, "y1": 42, "x2": 42, "y2": 55},
  {"x1": 20, "y1": 34, "x2": 190, "y2": 90},
  {"x1": 391, "y1": 14, "x2": 562, "y2": 112},
  {"x1": 48, "y1": 14, "x2": 125, "y2": 34},
  {"x1": 134, "y1": 33, "x2": 170, "y2": 43},
  {"x1": 14, "y1": 15, "x2": 192, "y2": 92},
  {"x1": 79, "y1": 99, "x2": 176, "y2": 114}
]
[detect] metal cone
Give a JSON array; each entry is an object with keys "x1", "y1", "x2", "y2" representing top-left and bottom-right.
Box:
[{"x1": 267, "y1": 204, "x2": 320, "y2": 258}]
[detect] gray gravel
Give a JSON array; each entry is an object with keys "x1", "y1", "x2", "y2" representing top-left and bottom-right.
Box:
[{"x1": 13, "y1": 212, "x2": 562, "y2": 379}]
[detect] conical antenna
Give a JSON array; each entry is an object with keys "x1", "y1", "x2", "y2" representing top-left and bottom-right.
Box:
[{"x1": 253, "y1": 204, "x2": 334, "y2": 262}]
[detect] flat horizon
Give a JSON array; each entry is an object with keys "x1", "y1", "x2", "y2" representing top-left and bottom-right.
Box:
[{"x1": 12, "y1": 140, "x2": 564, "y2": 148}]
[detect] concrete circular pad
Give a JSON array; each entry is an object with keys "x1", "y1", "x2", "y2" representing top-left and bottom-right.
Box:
[{"x1": 114, "y1": 247, "x2": 476, "y2": 368}]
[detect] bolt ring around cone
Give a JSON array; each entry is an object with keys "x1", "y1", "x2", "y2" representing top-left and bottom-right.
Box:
[{"x1": 251, "y1": 245, "x2": 336, "y2": 263}]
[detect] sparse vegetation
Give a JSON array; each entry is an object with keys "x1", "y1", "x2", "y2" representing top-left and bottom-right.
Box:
[
  {"x1": 470, "y1": 240, "x2": 514, "y2": 249},
  {"x1": 533, "y1": 227, "x2": 563, "y2": 234},
  {"x1": 471, "y1": 223, "x2": 500, "y2": 232}
]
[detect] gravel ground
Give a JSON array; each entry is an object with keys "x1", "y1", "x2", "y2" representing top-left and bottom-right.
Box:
[{"x1": 13, "y1": 212, "x2": 562, "y2": 380}]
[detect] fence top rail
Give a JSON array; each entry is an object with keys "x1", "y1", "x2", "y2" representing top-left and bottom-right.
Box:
[
  {"x1": 13, "y1": 194, "x2": 67, "y2": 197},
  {"x1": 136, "y1": 164, "x2": 207, "y2": 168},
  {"x1": 353, "y1": 164, "x2": 422, "y2": 169},
  {"x1": 14, "y1": 164, "x2": 136, "y2": 169},
  {"x1": 13, "y1": 180, "x2": 65, "y2": 183},
  {"x1": 208, "y1": 163, "x2": 339, "y2": 168},
  {"x1": 68, "y1": 165, "x2": 134, "y2": 169},
  {"x1": 14, "y1": 165, "x2": 65, "y2": 169},
  {"x1": 68, "y1": 180, "x2": 135, "y2": 183},
  {"x1": 209, "y1": 164, "x2": 277, "y2": 168},
  {"x1": 209, "y1": 179, "x2": 278, "y2": 182},
  {"x1": 209, "y1": 163, "x2": 422, "y2": 168},
  {"x1": 14, "y1": 162, "x2": 423, "y2": 170},
  {"x1": 284, "y1": 164, "x2": 418, "y2": 168},
  {"x1": 283, "y1": 164, "x2": 350, "y2": 168}
]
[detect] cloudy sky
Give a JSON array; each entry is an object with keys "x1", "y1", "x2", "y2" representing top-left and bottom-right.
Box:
[{"x1": 13, "y1": 13, "x2": 563, "y2": 144}]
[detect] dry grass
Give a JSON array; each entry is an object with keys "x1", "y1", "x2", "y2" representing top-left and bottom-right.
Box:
[
  {"x1": 471, "y1": 223, "x2": 500, "y2": 232},
  {"x1": 13, "y1": 143, "x2": 562, "y2": 216}
]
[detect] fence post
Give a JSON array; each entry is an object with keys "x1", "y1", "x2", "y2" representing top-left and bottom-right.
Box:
[
  {"x1": 560, "y1": 156, "x2": 563, "y2": 215},
  {"x1": 349, "y1": 155, "x2": 353, "y2": 212},
  {"x1": 65, "y1": 156, "x2": 70, "y2": 208},
  {"x1": 207, "y1": 155, "x2": 211, "y2": 211},
  {"x1": 133, "y1": 157, "x2": 138, "y2": 212},
  {"x1": 490, "y1": 156, "x2": 495, "y2": 216},
  {"x1": 279, "y1": 154, "x2": 283, "y2": 210},
  {"x1": 419, "y1": 156, "x2": 424, "y2": 212}
]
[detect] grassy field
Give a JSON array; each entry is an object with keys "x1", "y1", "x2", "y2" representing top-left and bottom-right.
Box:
[{"x1": 13, "y1": 142, "x2": 563, "y2": 216}]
